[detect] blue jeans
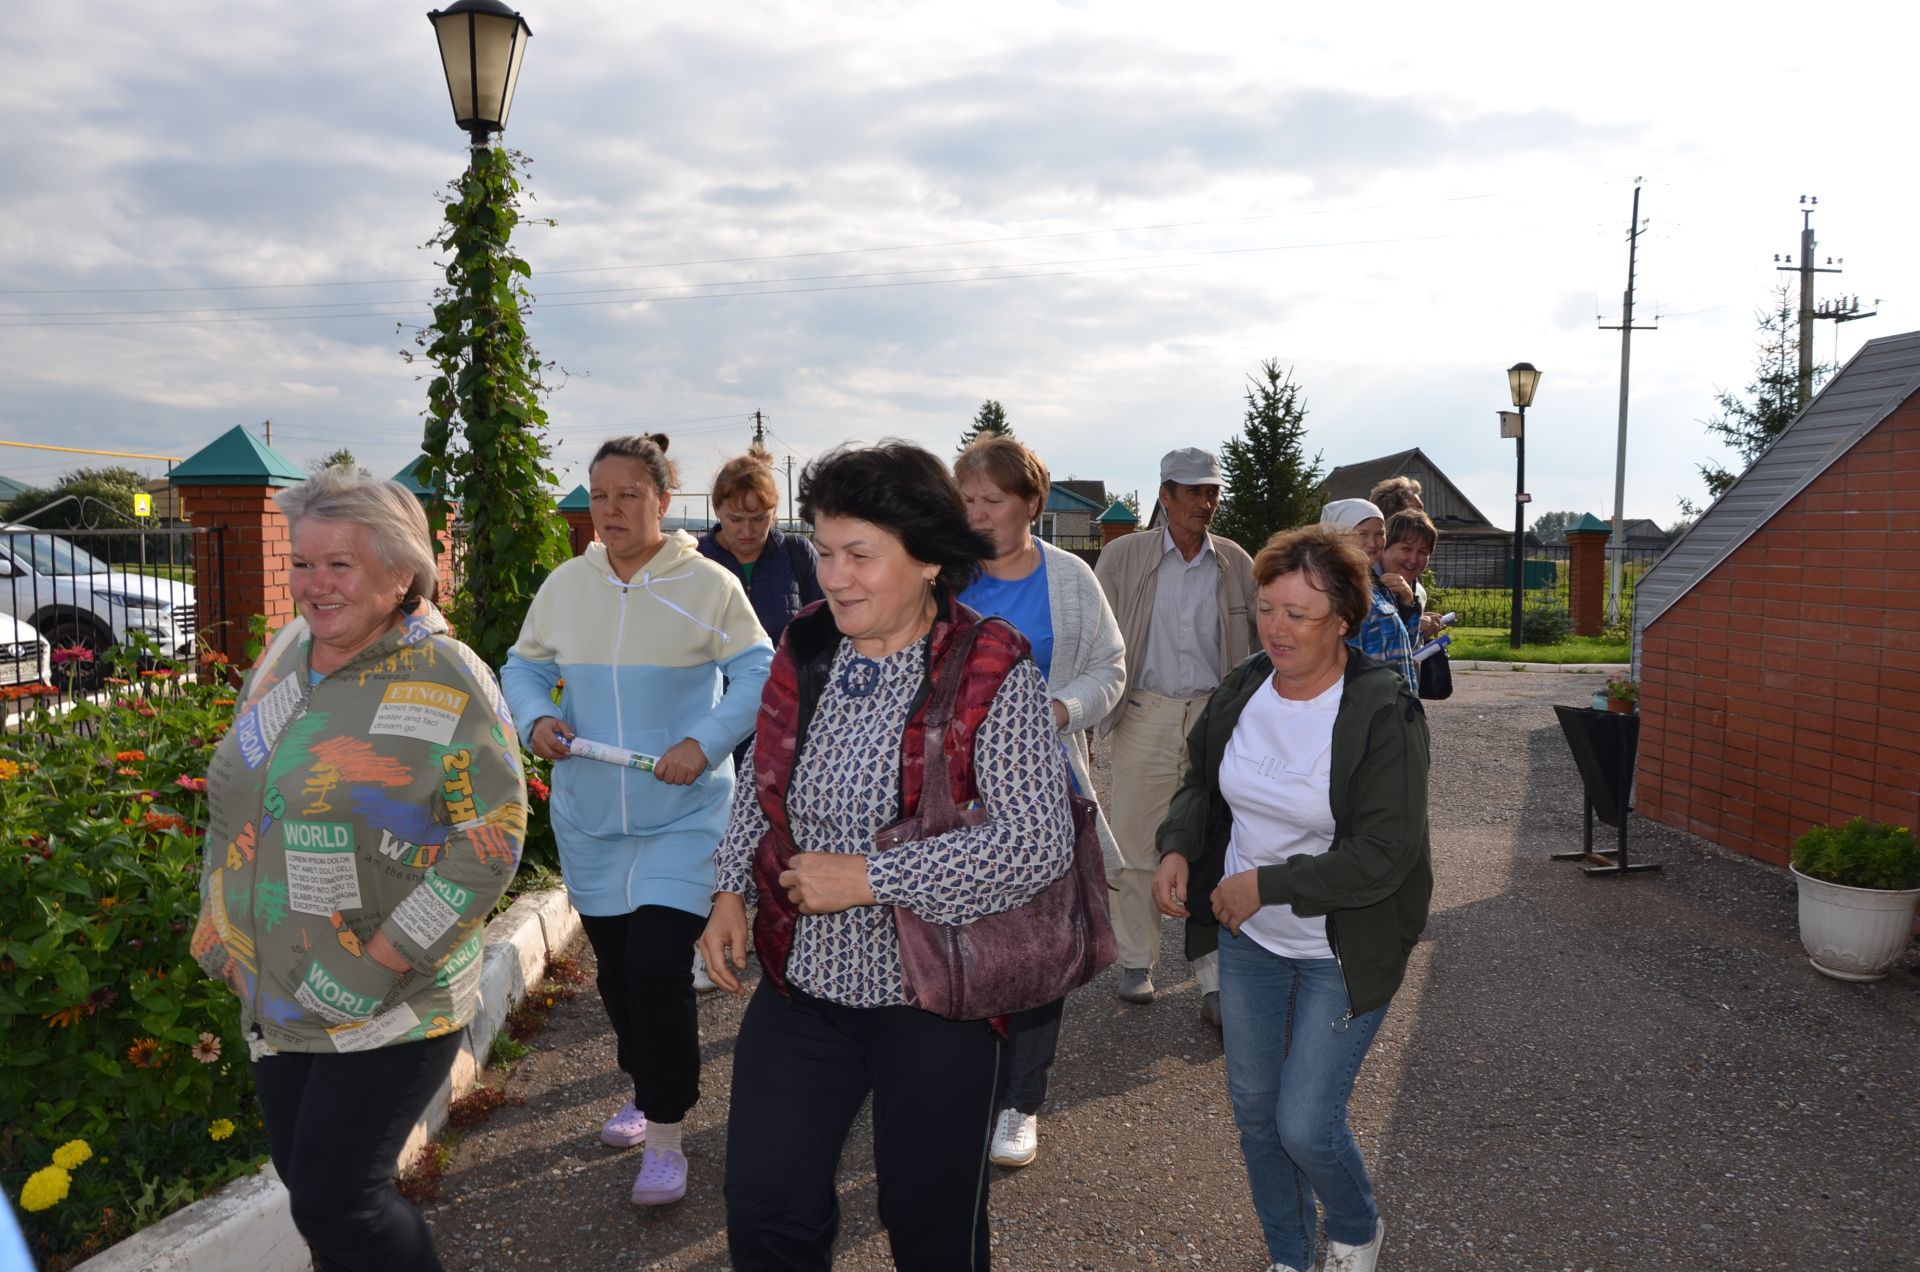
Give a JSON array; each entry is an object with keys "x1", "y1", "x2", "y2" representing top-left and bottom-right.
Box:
[{"x1": 1218, "y1": 928, "x2": 1387, "y2": 1270}]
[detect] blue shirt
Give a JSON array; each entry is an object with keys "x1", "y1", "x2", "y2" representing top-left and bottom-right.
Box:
[
  {"x1": 959, "y1": 553, "x2": 1054, "y2": 675},
  {"x1": 1348, "y1": 577, "x2": 1417, "y2": 696}
]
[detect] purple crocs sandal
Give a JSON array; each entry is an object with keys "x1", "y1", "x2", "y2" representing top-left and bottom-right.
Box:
[
  {"x1": 630, "y1": 1148, "x2": 687, "y2": 1206},
  {"x1": 599, "y1": 1100, "x2": 648, "y2": 1149}
]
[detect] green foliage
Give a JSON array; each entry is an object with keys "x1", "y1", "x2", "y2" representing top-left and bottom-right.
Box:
[
  {"x1": 2, "y1": 467, "x2": 152, "y2": 564},
  {"x1": 1518, "y1": 603, "x2": 1571, "y2": 646},
  {"x1": 1528, "y1": 510, "x2": 1580, "y2": 545},
  {"x1": 1604, "y1": 675, "x2": 1638, "y2": 702},
  {"x1": 488, "y1": 1034, "x2": 529, "y2": 1069},
  {"x1": 307, "y1": 448, "x2": 367, "y2": 476},
  {"x1": 1690, "y1": 285, "x2": 1835, "y2": 509},
  {"x1": 0, "y1": 644, "x2": 267, "y2": 1267},
  {"x1": 958, "y1": 399, "x2": 1013, "y2": 449},
  {"x1": 1213, "y1": 361, "x2": 1324, "y2": 552},
  {"x1": 407, "y1": 145, "x2": 570, "y2": 672},
  {"x1": 1792, "y1": 818, "x2": 1920, "y2": 891}
]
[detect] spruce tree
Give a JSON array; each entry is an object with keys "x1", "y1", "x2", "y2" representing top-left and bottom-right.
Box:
[
  {"x1": 1213, "y1": 361, "x2": 1323, "y2": 551},
  {"x1": 958, "y1": 399, "x2": 1013, "y2": 449}
]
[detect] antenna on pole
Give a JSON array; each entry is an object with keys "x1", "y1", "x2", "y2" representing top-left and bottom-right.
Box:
[
  {"x1": 1598, "y1": 182, "x2": 1658, "y2": 628},
  {"x1": 1776, "y1": 196, "x2": 1872, "y2": 410},
  {"x1": 752, "y1": 410, "x2": 767, "y2": 448}
]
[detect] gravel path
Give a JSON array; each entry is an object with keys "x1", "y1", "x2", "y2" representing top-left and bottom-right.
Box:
[{"x1": 424, "y1": 669, "x2": 1918, "y2": 1269}]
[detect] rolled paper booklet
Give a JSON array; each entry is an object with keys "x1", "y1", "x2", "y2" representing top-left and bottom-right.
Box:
[
  {"x1": 566, "y1": 736, "x2": 658, "y2": 772},
  {"x1": 1412, "y1": 632, "x2": 1452, "y2": 663}
]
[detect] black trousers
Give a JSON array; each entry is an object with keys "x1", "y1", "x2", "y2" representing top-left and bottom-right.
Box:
[
  {"x1": 724, "y1": 980, "x2": 1000, "y2": 1271},
  {"x1": 580, "y1": 904, "x2": 708, "y2": 1123},
  {"x1": 995, "y1": 996, "x2": 1066, "y2": 1116},
  {"x1": 251, "y1": 1032, "x2": 462, "y2": 1272}
]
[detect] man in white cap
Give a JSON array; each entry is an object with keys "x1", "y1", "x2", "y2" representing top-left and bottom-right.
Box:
[{"x1": 1094, "y1": 446, "x2": 1257, "y2": 1024}]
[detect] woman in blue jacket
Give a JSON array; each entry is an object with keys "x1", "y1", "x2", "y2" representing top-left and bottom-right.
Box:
[
  {"x1": 501, "y1": 434, "x2": 772, "y2": 1208},
  {"x1": 696, "y1": 444, "x2": 823, "y2": 651}
]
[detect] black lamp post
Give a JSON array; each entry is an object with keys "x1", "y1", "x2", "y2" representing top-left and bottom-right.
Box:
[
  {"x1": 428, "y1": 0, "x2": 531, "y2": 147},
  {"x1": 1506, "y1": 362, "x2": 1541, "y2": 649}
]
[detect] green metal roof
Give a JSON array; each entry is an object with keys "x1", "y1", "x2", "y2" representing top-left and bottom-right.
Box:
[
  {"x1": 168, "y1": 425, "x2": 305, "y2": 488},
  {"x1": 557, "y1": 484, "x2": 590, "y2": 512},
  {"x1": 391, "y1": 455, "x2": 439, "y2": 498},
  {"x1": 1568, "y1": 512, "x2": 1611, "y2": 534},
  {"x1": 1096, "y1": 499, "x2": 1139, "y2": 525}
]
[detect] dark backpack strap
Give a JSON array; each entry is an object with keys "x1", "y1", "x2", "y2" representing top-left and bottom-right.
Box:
[{"x1": 916, "y1": 623, "x2": 983, "y2": 834}]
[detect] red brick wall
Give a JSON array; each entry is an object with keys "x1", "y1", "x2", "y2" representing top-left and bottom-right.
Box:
[
  {"x1": 176, "y1": 484, "x2": 295, "y2": 665},
  {"x1": 1638, "y1": 392, "x2": 1920, "y2": 866}
]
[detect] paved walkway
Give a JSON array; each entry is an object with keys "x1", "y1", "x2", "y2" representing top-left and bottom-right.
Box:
[{"x1": 423, "y1": 670, "x2": 1918, "y2": 1270}]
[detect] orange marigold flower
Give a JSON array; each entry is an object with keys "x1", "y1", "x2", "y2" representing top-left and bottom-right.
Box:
[
  {"x1": 116, "y1": 750, "x2": 147, "y2": 763},
  {"x1": 139, "y1": 669, "x2": 176, "y2": 679},
  {"x1": 200, "y1": 649, "x2": 231, "y2": 667},
  {"x1": 212, "y1": 698, "x2": 236, "y2": 707}
]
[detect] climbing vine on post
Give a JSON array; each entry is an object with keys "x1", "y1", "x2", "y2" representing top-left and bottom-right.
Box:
[{"x1": 407, "y1": 145, "x2": 570, "y2": 671}]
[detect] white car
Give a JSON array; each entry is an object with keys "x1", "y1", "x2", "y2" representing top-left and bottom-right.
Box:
[
  {"x1": 0, "y1": 611, "x2": 51, "y2": 691},
  {"x1": 0, "y1": 525, "x2": 197, "y2": 676}
]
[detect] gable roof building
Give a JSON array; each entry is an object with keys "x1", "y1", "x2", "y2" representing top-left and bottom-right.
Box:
[{"x1": 1317, "y1": 447, "x2": 1496, "y2": 530}]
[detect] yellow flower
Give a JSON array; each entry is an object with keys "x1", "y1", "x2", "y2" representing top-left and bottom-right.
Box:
[
  {"x1": 51, "y1": 1139, "x2": 92, "y2": 1171},
  {"x1": 0, "y1": 758, "x2": 19, "y2": 781},
  {"x1": 209, "y1": 1118, "x2": 235, "y2": 1142},
  {"x1": 20, "y1": 1165, "x2": 70, "y2": 1212}
]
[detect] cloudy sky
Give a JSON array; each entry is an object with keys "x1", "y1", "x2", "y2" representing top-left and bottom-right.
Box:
[{"x1": 2, "y1": 1, "x2": 1911, "y2": 530}]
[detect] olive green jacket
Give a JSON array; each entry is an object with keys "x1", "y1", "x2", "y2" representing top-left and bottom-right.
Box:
[{"x1": 1155, "y1": 650, "x2": 1432, "y2": 1016}]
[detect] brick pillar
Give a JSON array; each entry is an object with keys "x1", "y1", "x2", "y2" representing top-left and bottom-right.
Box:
[
  {"x1": 1565, "y1": 528, "x2": 1609, "y2": 637},
  {"x1": 1100, "y1": 521, "x2": 1131, "y2": 546},
  {"x1": 563, "y1": 509, "x2": 596, "y2": 556},
  {"x1": 176, "y1": 484, "x2": 296, "y2": 666}
]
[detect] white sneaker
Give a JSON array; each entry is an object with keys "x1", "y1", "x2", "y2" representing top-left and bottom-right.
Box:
[
  {"x1": 1325, "y1": 1218, "x2": 1383, "y2": 1272},
  {"x1": 691, "y1": 948, "x2": 715, "y2": 994},
  {"x1": 987, "y1": 1108, "x2": 1038, "y2": 1168}
]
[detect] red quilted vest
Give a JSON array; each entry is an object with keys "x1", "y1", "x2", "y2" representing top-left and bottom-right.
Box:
[{"x1": 749, "y1": 594, "x2": 1026, "y2": 995}]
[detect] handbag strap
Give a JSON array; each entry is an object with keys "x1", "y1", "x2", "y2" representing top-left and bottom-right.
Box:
[{"x1": 914, "y1": 621, "x2": 983, "y2": 835}]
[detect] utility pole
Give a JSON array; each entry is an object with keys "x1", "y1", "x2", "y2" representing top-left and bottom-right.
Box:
[
  {"x1": 263, "y1": 418, "x2": 274, "y2": 448},
  {"x1": 1775, "y1": 196, "x2": 1874, "y2": 410},
  {"x1": 1598, "y1": 183, "x2": 1657, "y2": 627},
  {"x1": 752, "y1": 410, "x2": 766, "y2": 448},
  {"x1": 784, "y1": 453, "x2": 796, "y2": 532}
]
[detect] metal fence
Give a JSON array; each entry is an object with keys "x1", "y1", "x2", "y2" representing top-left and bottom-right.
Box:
[
  {"x1": 0, "y1": 523, "x2": 225, "y2": 730},
  {"x1": 1424, "y1": 540, "x2": 1663, "y2": 629}
]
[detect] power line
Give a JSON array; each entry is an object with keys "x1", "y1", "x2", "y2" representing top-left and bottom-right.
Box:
[
  {"x1": 0, "y1": 224, "x2": 1568, "y2": 329},
  {"x1": 0, "y1": 192, "x2": 1509, "y2": 297}
]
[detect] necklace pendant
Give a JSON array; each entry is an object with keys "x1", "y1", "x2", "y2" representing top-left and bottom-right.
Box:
[{"x1": 839, "y1": 654, "x2": 883, "y2": 698}]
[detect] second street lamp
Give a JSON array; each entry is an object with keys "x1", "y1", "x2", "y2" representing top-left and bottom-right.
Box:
[{"x1": 1505, "y1": 362, "x2": 1541, "y2": 649}]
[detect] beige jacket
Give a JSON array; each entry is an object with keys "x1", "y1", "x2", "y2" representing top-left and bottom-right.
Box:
[{"x1": 1093, "y1": 528, "x2": 1257, "y2": 734}]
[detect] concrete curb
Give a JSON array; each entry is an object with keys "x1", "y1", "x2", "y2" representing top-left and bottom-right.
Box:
[{"x1": 76, "y1": 885, "x2": 582, "y2": 1272}]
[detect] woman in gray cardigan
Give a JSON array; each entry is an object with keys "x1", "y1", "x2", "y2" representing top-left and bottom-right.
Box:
[{"x1": 955, "y1": 437, "x2": 1126, "y2": 1169}]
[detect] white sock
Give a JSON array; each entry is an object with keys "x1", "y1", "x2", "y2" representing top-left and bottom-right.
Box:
[{"x1": 648, "y1": 1120, "x2": 683, "y2": 1156}]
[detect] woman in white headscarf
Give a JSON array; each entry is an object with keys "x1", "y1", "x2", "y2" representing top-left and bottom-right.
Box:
[{"x1": 1318, "y1": 499, "x2": 1416, "y2": 695}]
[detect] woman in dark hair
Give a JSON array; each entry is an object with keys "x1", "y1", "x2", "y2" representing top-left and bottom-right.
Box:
[
  {"x1": 501, "y1": 433, "x2": 773, "y2": 1208},
  {"x1": 1152, "y1": 526, "x2": 1431, "y2": 1272},
  {"x1": 700, "y1": 440, "x2": 1076, "y2": 1270}
]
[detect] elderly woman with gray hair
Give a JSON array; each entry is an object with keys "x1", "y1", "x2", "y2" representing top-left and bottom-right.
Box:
[
  {"x1": 1319, "y1": 498, "x2": 1417, "y2": 695},
  {"x1": 195, "y1": 470, "x2": 526, "y2": 1271}
]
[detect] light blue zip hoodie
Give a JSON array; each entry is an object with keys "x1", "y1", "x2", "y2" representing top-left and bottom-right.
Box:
[{"x1": 501, "y1": 532, "x2": 773, "y2": 917}]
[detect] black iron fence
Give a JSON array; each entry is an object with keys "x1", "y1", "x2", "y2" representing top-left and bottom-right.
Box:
[
  {"x1": 1425, "y1": 540, "x2": 1662, "y2": 629},
  {"x1": 0, "y1": 523, "x2": 225, "y2": 729}
]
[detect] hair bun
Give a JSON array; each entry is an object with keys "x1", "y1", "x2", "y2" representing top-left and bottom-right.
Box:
[{"x1": 647, "y1": 433, "x2": 670, "y2": 452}]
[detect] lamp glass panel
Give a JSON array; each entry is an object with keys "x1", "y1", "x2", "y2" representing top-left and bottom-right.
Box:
[
  {"x1": 497, "y1": 26, "x2": 527, "y2": 128},
  {"x1": 470, "y1": 13, "x2": 521, "y2": 127},
  {"x1": 435, "y1": 17, "x2": 477, "y2": 125},
  {"x1": 1507, "y1": 364, "x2": 1540, "y2": 409}
]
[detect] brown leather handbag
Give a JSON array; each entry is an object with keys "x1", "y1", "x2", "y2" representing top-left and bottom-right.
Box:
[{"x1": 873, "y1": 624, "x2": 1118, "y2": 1020}]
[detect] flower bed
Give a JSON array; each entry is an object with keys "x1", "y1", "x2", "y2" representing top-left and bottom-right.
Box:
[{"x1": 0, "y1": 648, "x2": 266, "y2": 1268}]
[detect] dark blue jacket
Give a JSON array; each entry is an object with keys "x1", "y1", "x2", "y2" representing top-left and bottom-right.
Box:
[{"x1": 696, "y1": 526, "x2": 823, "y2": 648}]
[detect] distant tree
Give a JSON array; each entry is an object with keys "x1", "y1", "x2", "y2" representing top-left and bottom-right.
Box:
[
  {"x1": 4, "y1": 466, "x2": 147, "y2": 528},
  {"x1": 1667, "y1": 514, "x2": 1697, "y2": 537},
  {"x1": 308, "y1": 447, "x2": 368, "y2": 476},
  {"x1": 1688, "y1": 285, "x2": 1835, "y2": 512},
  {"x1": 1119, "y1": 490, "x2": 1141, "y2": 519},
  {"x1": 1213, "y1": 361, "x2": 1324, "y2": 551},
  {"x1": 958, "y1": 399, "x2": 1013, "y2": 449},
  {"x1": 1528, "y1": 510, "x2": 1579, "y2": 544}
]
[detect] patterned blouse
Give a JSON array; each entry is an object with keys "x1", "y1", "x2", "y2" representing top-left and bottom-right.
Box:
[{"x1": 715, "y1": 637, "x2": 1074, "y2": 1008}]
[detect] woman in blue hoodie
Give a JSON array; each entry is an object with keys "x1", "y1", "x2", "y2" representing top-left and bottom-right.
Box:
[
  {"x1": 696, "y1": 444, "x2": 823, "y2": 651},
  {"x1": 501, "y1": 434, "x2": 772, "y2": 1208}
]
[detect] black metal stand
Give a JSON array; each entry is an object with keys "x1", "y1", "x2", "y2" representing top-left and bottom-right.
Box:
[{"x1": 1550, "y1": 705, "x2": 1662, "y2": 877}]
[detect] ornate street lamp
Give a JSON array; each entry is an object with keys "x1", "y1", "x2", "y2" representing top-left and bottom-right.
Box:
[
  {"x1": 428, "y1": 0, "x2": 531, "y2": 144},
  {"x1": 1506, "y1": 362, "x2": 1541, "y2": 649}
]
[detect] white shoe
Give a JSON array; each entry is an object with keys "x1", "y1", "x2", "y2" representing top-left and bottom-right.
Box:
[
  {"x1": 987, "y1": 1108, "x2": 1038, "y2": 1168},
  {"x1": 691, "y1": 948, "x2": 716, "y2": 994},
  {"x1": 1325, "y1": 1218, "x2": 1383, "y2": 1272}
]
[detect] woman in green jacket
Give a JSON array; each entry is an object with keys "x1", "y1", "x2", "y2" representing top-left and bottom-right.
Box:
[{"x1": 1152, "y1": 526, "x2": 1431, "y2": 1272}]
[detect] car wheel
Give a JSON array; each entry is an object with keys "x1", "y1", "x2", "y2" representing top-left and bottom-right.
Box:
[{"x1": 42, "y1": 617, "x2": 112, "y2": 693}]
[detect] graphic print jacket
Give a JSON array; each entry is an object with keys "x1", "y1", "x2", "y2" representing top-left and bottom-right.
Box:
[{"x1": 193, "y1": 601, "x2": 526, "y2": 1056}]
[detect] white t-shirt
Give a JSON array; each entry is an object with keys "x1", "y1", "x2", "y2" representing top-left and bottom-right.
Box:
[{"x1": 1219, "y1": 673, "x2": 1342, "y2": 959}]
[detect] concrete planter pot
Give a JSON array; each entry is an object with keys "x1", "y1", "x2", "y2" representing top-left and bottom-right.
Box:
[{"x1": 1791, "y1": 866, "x2": 1920, "y2": 982}]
